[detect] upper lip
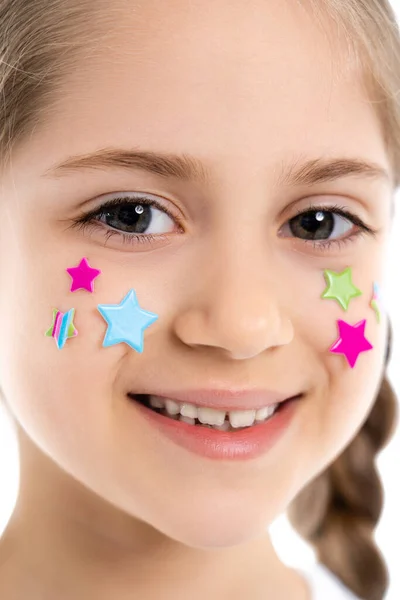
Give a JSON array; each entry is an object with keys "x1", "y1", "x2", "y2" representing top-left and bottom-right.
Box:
[{"x1": 131, "y1": 388, "x2": 302, "y2": 411}]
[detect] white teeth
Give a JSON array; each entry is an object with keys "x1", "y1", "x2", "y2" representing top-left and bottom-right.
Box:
[
  {"x1": 148, "y1": 395, "x2": 279, "y2": 428},
  {"x1": 197, "y1": 406, "x2": 226, "y2": 426},
  {"x1": 180, "y1": 403, "x2": 198, "y2": 419},
  {"x1": 229, "y1": 409, "x2": 256, "y2": 428},
  {"x1": 180, "y1": 415, "x2": 196, "y2": 425},
  {"x1": 212, "y1": 420, "x2": 231, "y2": 431},
  {"x1": 268, "y1": 404, "x2": 278, "y2": 417},
  {"x1": 149, "y1": 396, "x2": 165, "y2": 409},
  {"x1": 165, "y1": 399, "x2": 181, "y2": 415},
  {"x1": 255, "y1": 405, "x2": 276, "y2": 420}
]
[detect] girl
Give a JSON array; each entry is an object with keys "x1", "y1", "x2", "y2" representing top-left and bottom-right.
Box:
[{"x1": 0, "y1": 0, "x2": 398, "y2": 599}]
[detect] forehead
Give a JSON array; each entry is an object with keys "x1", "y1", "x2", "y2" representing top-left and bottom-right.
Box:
[{"x1": 27, "y1": 0, "x2": 388, "y2": 181}]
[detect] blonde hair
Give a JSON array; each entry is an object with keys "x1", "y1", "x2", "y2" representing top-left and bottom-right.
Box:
[{"x1": 0, "y1": 2, "x2": 399, "y2": 599}]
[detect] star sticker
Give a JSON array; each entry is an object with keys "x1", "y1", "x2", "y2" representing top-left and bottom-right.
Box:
[
  {"x1": 45, "y1": 308, "x2": 78, "y2": 349},
  {"x1": 97, "y1": 289, "x2": 158, "y2": 352},
  {"x1": 321, "y1": 267, "x2": 362, "y2": 311},
  {"x1": 330, "y1": 319, "x2": 373, "y2": 368},
  {"x1": 66, "y1": 257, "x2": 101, "y2": 293},
  {"x1": 370, "y1": 282, "x2": 383, "y2": 324}
]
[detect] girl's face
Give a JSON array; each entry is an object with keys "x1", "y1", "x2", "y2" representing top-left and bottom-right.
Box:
[{"x1": 0, "y1": 0, "x2": 392, "y2": 547}]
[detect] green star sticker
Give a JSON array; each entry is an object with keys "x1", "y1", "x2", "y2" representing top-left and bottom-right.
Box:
[{"x1": 321, "y1": 267, "x2": 362, "y2": 311}]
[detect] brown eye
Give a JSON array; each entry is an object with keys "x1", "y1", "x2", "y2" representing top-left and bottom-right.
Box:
[
  {"x1": 100, "y1": 202, "x2": 152, "y2": 233},
  {"x1": 283, "y1": 209, "x2": 353, "y2": 241},
  {"x1": 95, "y1": 198, "x2": 176, "y2": 235}
]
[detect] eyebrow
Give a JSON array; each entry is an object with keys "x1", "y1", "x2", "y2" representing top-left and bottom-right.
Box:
[{"x1": 42, "y1": 147, "x2": 391, "y2": 187}]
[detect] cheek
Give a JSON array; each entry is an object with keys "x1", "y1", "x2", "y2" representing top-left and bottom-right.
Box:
[
  {"x1": 0, "y1": 231, "x2": 165, "y2": 494},
  {"x1": 0, "y1": 296, "x2": 111, "y2": 454},
  {"x1": 324, "y1": 328, "x2": 385, "y2": 429},
  {"x1": 0, "y1": 246, "x2": 120, "y2": 463},
  {"x1": 292, "y1": 269, "x2": 387, "y2": 469},
  {"x1": 0, "y1": 217, "x2": 162, "y2": 489}
]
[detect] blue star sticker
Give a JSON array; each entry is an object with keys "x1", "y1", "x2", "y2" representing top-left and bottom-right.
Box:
[{"x1": 97, "y1": 289, "x2": 158, "y2": 352}]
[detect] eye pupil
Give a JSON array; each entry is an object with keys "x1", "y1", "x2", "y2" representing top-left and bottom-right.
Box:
[
  {"x1": 104, "y1": 202, "x2": 151, "y2": 233},
  {"x1": 289, "y1": 210, "x2": 334, "y2": 240}
]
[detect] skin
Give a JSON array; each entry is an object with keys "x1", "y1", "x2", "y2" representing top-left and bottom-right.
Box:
[{"x1": 0, "y1": 0, "x2": 394, "y2": 598}]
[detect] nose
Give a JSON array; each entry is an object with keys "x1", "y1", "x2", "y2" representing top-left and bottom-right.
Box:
[{"x1": 173, "y1": 248, "x2": 294, "y2": 361}]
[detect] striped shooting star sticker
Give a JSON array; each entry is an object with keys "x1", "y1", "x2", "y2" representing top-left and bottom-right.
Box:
[
  {"x1": 371, "y1": 282, "x2": 383, "y2": 324},
  {"x1": 45, "y1": 308, "x2": 78, "y2": 349}
]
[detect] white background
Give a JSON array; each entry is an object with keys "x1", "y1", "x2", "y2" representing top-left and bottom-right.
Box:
[{"x1": 0, "y1": 2, "x2": 400, "y2": 598}]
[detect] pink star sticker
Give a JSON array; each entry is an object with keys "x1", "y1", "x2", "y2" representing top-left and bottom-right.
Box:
[
  {"x1": 330, "y1": 319, "x2": 373, "y2": 368},
  {"x1": 66, "y1": 257, "x2": 101, "y2": 293}
]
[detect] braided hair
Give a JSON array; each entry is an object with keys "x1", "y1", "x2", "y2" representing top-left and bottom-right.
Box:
[{"x1": 287, "y1": 323, "x2": 398, "y2": 600}]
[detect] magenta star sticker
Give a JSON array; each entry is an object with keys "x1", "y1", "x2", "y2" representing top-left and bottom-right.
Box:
[
  {"x1": 66, "y1": 257, "x2": 101, "y2": 293},
  {"x1": 330, "y1": 319, "x2": 373, "y2": 368}
]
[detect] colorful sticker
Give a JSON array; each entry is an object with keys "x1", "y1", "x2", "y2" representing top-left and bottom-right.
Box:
[
  {"x1": 330, "y1": 319, "x2": 373, "y2": 368},
  {"x1": 45, "y1": 308, "x2": 78, "y2": 349},
  {"x1": 370, "y1": 282, "x2": 383, "y2": 324},
  {"x1": 321, "y1": 267, "x2": 362, "y2": 311},
  {"x1": 97, "y1": 289, "x2": 158, "y2": 353},
  {"x1": 66, "y1": 257, "x2": 101, "y2": 293}
]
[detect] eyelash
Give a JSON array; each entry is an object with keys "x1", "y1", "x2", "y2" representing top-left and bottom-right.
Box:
[
  {"x1": 288, "y1": 202, "x2": 378, "y2": 252},
  {"x1": 70, "y1": 196, "x2": 181, "y2": 246},
  {"x1": 70, "y1": 196, "x2": 378, "y2": 252}
]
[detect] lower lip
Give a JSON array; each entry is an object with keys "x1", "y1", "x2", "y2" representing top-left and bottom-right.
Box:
[{"x1": 127, "y1": 395, "x2": 301, "y2": 461}]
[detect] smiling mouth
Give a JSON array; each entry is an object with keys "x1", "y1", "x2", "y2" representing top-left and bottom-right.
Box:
[{"x1": 127, "y1": 393, "x2": 296, "y2": 432}]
